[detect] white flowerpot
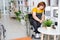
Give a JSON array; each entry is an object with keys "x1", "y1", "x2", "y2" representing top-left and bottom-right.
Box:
[{"x1": 47, "y1": 27, "x2": 51, "y2": 30}]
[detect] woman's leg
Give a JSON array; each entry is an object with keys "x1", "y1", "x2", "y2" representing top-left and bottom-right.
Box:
[
  {"x1": 32, "y1": 20, "x2": 41, "y2": 33},
  {"x1": 32, "y1": 20, "x2": 38, "y2": 33},
  {"x1": 37, "y1": 22, "x2": 41, "y2": 33}
]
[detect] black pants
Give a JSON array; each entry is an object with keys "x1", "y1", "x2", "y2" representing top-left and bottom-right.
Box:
[
  {"x1": 28, "y1": 14, "x2": 42, "y2": 33},
  {"x1": 32, "y1": 14, "x2": 42, "y2": 33},
  {"x1": 32, "y1": 20, "x2": 41, "y2": 33}
]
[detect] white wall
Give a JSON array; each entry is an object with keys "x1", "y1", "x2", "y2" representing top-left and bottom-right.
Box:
[
  {"x1": 58, "y1": 0, "x2": 60, "y2": 30},
  {"x1": 27, "y1": 0, "x2": 46, "y2": 12},
  {"x1": 0, "y1": 0, "x2": 3, "y2": 13},
  {"x1": 1, "y1": 0, "x2": 60, "y2": 30}
]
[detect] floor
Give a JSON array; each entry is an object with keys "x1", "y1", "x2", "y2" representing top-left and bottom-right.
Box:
[
  {"x1": 0, "y1": 15, "x2": 27, "y2": 40},
  {"x1": 0, "y1": 15, "x2": 60, "y2": 40}
]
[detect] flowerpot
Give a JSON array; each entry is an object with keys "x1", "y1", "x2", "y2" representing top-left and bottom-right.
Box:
[{"x1": 47, "y1": 27, "x2": 51, "y2": 30}]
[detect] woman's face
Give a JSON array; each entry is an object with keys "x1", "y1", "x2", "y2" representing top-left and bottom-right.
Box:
[{"x1": 39, "y1": 5, "x2": 44, "y2": 10}]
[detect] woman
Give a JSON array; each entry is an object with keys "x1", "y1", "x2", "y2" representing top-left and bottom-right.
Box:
[{"x1": 32, "y1": 2, "x2": 46, "y2": 38}]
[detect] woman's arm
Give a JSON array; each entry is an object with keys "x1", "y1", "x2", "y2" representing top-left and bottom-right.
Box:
[
  {"x1": 32, "y1": 12, "x2": 42, "y2": 23},
  {"x1": 41, "y1": 12, "x2": 45, "y2": 21}
]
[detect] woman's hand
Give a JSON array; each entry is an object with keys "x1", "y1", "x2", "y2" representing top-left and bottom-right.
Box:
[
  {"x1": 42, "y1": 19, "x2": 44, "y2": 22},
  {"x1": 39, "y1": 20, "x2": 43, "y2": 23}
]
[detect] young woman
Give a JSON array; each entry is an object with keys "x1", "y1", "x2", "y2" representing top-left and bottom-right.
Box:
[{"x1": 32, "y1": 2, "x2": 46, "y2": 38}]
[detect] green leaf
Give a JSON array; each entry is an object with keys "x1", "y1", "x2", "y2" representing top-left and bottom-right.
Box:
[
  {"x1": 24, "y1": 14, "x2": 28, "y2": 21},
  {"x1": 16, "y1": 17, "x2": 21, "y2": 22},
  {"x1": 43, "y1": 19, "x2": 53, "y2": 27},
  {"x1": 14, "y1": 10, "x2": 22, "y2": 22}
]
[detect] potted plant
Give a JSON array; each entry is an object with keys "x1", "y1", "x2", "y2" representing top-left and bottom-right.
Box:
[
  {"x1": 15, "y1": 10, "x2": 22, "y2": 22},
  {"x1": 20, "y1": 14, "x2": 28, "y2": 25},
  {"x1": 42, "y1": 19, "x2": 53, "y2": 30}
]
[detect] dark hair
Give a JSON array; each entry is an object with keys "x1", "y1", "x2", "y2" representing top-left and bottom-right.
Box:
[{"x1": 37, "y1": 2, "x2": 46, "y2": 8}]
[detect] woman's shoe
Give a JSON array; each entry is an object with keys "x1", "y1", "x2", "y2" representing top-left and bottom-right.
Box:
[{"x1": 34, "y1": 33, "x2": 40, "y2": 39}]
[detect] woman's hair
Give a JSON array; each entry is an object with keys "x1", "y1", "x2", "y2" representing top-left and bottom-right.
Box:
[{"x1": 37, "y1": 2, "x2": 46, "y2": 8}]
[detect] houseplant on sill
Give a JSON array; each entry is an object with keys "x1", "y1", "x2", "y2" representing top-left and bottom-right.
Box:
[{"x1": 42, "y1": 19, "x2": 53, "y2": 30}]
